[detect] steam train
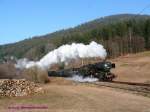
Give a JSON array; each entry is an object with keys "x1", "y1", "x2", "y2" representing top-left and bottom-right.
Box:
[{"x1": 48, "y1": 61, "x2": 116, "y2": 81}]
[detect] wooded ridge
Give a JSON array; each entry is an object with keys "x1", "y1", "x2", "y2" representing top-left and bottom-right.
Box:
[{"x1": 0, "y1": 14, "x2": 150, "y2": 61}]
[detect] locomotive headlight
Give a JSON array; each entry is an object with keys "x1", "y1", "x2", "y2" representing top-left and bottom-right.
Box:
[
  {"x1": 104, "y1": 63, "x2": 111, "y2": 69},
  {"x1": 104, "y1": 64, "x2": 108, "y2": 67},
  {"x1": 104, "y1": 64, "x2": 110, "y2": 68}
]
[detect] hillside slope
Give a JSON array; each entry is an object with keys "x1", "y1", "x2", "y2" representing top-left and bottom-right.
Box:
[
  {"x1": 0, "y1": 14, "x2": 150, "y2": 61},
  {"x1": 112, "y1": 51, "x2": 150, "y2": 83}
]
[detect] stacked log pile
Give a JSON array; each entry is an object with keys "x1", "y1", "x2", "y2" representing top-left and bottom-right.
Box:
[{"x1": 0, "y1": 79, "x2": 42, "y2": 97}]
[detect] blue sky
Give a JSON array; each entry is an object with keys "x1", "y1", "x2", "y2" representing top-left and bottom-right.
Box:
[{"x1": 0, "y1": 0, "x2": 150, "y2": 45}]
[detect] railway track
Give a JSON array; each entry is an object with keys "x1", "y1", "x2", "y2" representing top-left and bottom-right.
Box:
[{"x1": 90, "y1": 81, "x2": 150, "y2": 97}]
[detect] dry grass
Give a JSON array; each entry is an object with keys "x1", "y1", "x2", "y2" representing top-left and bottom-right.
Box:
[
  {"x1": 112, "y1": 51, "x2": 150, "y2": 83},
  {"x1": 0, "y1": 52, "x2": 150, "y2": 112}
]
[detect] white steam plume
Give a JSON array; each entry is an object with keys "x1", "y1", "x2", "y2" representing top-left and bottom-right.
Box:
[
  {"x1": 67, "y1": 75, "x2": 98, "y2": 82},
  {"x1": 15, "y1": 41, "x2": 107, "y2": 69}
]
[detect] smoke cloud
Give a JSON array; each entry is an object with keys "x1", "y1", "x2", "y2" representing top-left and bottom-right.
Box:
[{"x1": 15, "y1": 41, "x2": 107, "y2": 70}]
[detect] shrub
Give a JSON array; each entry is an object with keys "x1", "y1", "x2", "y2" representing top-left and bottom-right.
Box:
[
  {"x1": 23, "y1": 66, "x2": 50, "y2": 84},
  {"x1": 59, "y1": 62, "x2": 65, "y2": 69},
  {"x1": 0, "y1": 64, "x2": 17, "y2": 79}
]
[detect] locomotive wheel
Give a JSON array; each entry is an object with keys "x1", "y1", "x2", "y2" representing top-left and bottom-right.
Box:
[{"x1": 107, "y1": 73, "x2": 116, "y2": 81}]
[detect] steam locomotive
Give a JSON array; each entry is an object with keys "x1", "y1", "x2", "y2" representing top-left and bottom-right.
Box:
[{"x1": 48, "y1": 61, "x2": 116, "y2": 81}]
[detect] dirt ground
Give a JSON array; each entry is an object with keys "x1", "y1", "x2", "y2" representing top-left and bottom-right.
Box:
[
  {"x1": 0, "y1": 51, "x2": 150, "y2": 112},
  {"x1": 0, "y1": 84, "x2": 150, "y2": 112}
]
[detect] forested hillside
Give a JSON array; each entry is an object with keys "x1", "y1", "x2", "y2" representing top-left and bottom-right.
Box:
[{"x1": 0, "y1": 14, "x2": 150, "y2": 61}]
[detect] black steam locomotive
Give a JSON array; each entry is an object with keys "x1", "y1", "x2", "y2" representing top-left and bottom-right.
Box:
[{"x1": 48, "y1": 61, "x2": 116, "y2": 81}]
